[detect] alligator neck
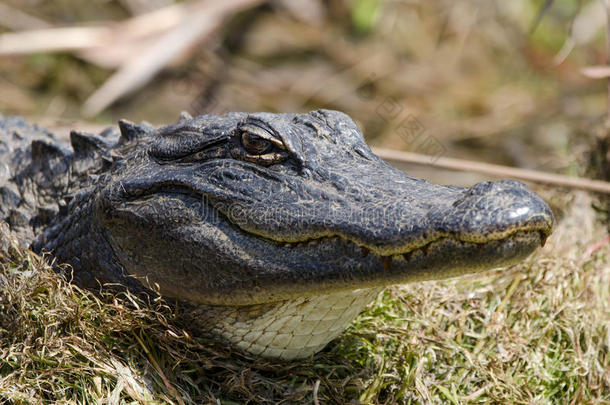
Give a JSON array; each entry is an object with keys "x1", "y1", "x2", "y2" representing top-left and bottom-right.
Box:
[{"x1": 31, "y1": 188, "x2": 142, "y2": 292}]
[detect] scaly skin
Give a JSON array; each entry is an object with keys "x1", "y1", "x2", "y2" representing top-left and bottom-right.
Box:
[{"x1": 0, "y1": 111, "x2": 554, "y2": 359}]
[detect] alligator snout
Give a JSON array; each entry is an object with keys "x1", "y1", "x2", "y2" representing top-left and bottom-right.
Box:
[
  {"x1": 293, "y1": 176, "x2": 555, "y2": 257},
  {"x1": 444, "y1": 179, "x2": 554, "y2": 243}
]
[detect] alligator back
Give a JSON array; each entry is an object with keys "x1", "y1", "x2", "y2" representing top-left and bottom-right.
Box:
[
  {"x1": 0, "y1": 116, "x2": 137, "y2": 244},
  {"x1": 0, "y1": 117, "x2": 70, "y2": 241}
]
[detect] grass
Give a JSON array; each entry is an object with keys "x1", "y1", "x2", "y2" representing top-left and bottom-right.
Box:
[{"x1": 0, "y1": 191, "x2": 608, "y2": 404}]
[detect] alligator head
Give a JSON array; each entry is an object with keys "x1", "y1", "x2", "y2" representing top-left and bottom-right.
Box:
[{"x1": 33, "y1": 110, "x2": 554, "y2": 359}]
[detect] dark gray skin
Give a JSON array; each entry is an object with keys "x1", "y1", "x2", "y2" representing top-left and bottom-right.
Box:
[{"x1": 0, "y1": 111, "x2": 553, "y2": 357}]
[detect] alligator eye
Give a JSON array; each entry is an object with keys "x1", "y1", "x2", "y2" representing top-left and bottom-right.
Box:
[{"x1": 241, "y1": 132, "x2": 273, "y2": 155}]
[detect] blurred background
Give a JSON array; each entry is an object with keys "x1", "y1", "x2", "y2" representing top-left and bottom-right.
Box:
[{"x1": 0, "y1": 0, "x2": 607, "y2": 185}]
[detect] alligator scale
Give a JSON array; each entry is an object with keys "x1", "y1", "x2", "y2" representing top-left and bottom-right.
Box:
[{"x1": 0, "y1": 111, "x2": 553, "y2": 360}]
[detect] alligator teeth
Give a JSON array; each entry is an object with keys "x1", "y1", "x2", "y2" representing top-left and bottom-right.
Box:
[{"x1": 539, "y1": 231, "x2": 548, "y2": 247}]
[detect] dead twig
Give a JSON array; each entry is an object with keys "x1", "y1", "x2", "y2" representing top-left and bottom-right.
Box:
[
  {"x1": 0, "y1": 3, "x2": 187, "y2": 58},
  {"x1": 0, "y1": 0, "x2": 265, "y2": 115},
  {"x1": 77, "y1": 2, "x2": 189, "y2": 68},
  {"x1": 313, "y1": 379, "x2": 321, "y2": 405},
  {"x1": 0, "y1": 26, "x2": 112, "y2": 55},
  {"x1": 581, "y1": 234, "x2": 610, "y2": 260},
  {"x1": 373, "y1": 147, "x2": 610, "y2": 194},
  {"x1": 581, "y1": 65, "x2": 610, "y2": 79},
  {"x1": 82, "y1": 0, "x2": 264, "y2": 117}
]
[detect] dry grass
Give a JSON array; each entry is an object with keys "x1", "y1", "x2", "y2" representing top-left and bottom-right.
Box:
[{"x1": 0, "y1": 190, "x2": 608, "y2": 404}]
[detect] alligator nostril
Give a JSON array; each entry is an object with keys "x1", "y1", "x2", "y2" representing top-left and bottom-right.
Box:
[
  {"x1": 467, "y1": 180, "x2": 526, "y2": 197},
  {"x1": 471, "y1": 181, "x2": 494, "y2": 193}
]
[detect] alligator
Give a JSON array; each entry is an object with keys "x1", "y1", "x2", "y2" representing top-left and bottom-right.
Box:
[{"x1": 0, "y1": 111, "x2": 554, "y2": 360}]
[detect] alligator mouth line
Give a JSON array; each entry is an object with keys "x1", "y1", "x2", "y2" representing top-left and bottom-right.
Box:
[
  {"x1": 259, "y1": 228, "x2": 549, "y2": 268},
  {"x1": 139, "y1": 187, "x2": 550, "y2": 268}
]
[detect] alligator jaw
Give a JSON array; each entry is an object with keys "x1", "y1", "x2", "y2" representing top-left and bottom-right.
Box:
[
  {"x1": 178, "y1": 230, "x2": 546, "y2": 361},
  {"x1": 229, "y1": 226, "x2": 550, "y2": 291},
  {"x1": 102, "y1": 174, "x2": 554, "y2": 307},
  {"x1": 261, "y1": 226, "x2": 550, "y2": 260}
]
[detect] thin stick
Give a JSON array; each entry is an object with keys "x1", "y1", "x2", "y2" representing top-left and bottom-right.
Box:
[
  {"x1": 0, "y1": 26, "x2": 111, "y2": 54},
  {"x1": 373, "y1": 147, "x2": 610, "y2": 194},
  {"x1": 313, "y1": 379, "x2": 321, "y2": 405},
  {"x1": 0, "y1": 2, "x2": 187, "y2": 56}
]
